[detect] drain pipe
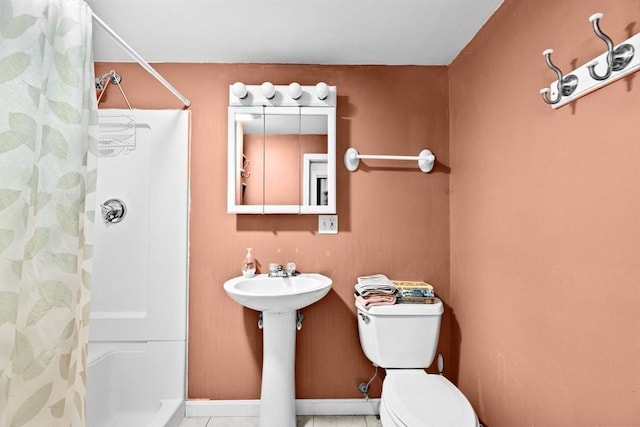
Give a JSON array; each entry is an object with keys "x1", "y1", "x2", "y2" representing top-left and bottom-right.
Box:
[{"x1": 296, "y1": 311, "x2": 304, "y2": 330}]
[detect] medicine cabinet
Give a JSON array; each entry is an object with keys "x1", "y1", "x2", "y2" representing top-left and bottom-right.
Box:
[{"x1": 227, "y1": 83, "x2": 336, "y2": 214}]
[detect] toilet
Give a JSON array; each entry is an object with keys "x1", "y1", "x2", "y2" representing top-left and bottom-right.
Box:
[{"x1": 355, "y1": 298, "x2": 479, "y2": 426}]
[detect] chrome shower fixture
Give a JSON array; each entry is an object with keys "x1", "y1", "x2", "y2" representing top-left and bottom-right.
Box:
[{"x1": 101, "y1": 199, "x2": 127, "y2": 224}]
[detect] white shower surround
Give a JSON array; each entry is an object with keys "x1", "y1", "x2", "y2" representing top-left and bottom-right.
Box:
[{"x1": 87, "y1": 109, "x2": 190, "y2": 427}]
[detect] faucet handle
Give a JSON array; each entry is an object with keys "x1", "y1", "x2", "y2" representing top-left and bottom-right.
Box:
[
  {"x1": 269, "y1": 263, "x2": 279, "y2": 274},
  {"x1": 286, "y1": 262, "x2": 297, "y2": 276}
]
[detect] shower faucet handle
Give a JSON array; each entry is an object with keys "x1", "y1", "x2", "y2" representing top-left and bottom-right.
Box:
[{"x1": 101, "y1": 199, "x2": 127, "y2": 224}]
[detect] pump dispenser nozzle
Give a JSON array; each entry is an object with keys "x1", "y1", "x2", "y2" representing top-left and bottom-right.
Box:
[{"x1": 242, "y1": 248, "x2": 256, "y2": 278}]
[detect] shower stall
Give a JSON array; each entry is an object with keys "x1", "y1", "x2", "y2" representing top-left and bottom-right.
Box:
[{"x1": 86, "y1": 109, "x2": 190, "y2": 427}]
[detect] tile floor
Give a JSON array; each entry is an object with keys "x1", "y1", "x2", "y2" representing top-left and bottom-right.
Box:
[{"x1": 180, "y1": 415, "x2": 382, "y2": 427}]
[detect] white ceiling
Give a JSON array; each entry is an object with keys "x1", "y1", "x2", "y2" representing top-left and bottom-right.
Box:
[{"x1": 86, "y1": 0, "x2": 503, "y2": 66}]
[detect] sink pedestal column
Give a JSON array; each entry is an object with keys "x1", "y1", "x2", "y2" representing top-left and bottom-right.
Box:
[{"x1": 259, "y1": 310, "x2": 297, "y2": 427}]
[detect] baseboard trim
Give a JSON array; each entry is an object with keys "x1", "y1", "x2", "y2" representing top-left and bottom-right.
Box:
[{"x1": 186, "y1": 399, "x2": 381, "y2": 417}]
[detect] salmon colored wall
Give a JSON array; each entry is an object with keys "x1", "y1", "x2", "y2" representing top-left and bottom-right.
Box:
[
  {"x1": 95, "y1": 63, "x2": 450, "y2": 400},
  {"x1": 450, "y1": 0, "x2": 640, "y2": 425},
  {"x1": 243, "y1": 134, "x2": 325, "y2": 205}
]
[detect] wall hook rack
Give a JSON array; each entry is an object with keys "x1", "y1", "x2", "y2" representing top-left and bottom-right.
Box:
[
  {"x1": 344, "y1": 147, "x2": 436, "y2": 173},
  {"x1": 541, "y1": 12, "x2": 640, "y2": 109}
]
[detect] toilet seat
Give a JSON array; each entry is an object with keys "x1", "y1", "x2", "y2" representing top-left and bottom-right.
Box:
[{"x1": 381, "y1": 370, "x2": 478, "y2": 427}]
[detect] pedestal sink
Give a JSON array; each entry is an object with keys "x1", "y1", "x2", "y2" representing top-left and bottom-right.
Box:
[{"x1": 223, "y1": 273, "x2": 332, "y2": 427}]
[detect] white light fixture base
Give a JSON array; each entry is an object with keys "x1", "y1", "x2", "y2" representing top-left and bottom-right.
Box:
[{"x1": 229, "y1": 84, "x2": 336, "y2": 107}]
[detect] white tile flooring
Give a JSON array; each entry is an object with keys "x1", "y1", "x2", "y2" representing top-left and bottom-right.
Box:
[{"x1": 180, "y1": 415, "x2": 382, "y2": 427}]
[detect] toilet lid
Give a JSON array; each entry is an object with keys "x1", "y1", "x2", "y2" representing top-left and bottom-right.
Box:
[{"x1": 382, "y1": 371, "x2": 477, "y2": 427}]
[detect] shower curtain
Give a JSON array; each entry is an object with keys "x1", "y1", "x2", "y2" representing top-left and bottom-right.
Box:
[{"x1": 0, "y1": 0, "x2": 98, "y2": 426}]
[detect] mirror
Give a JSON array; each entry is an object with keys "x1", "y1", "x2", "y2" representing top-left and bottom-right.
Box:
[{"x1": 227, "y1": 84, "x2": 336, "y2": 214}]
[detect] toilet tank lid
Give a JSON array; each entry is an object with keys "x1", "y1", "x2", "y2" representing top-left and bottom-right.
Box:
[{"x1": 356, "y1": 298, "x2": 443, "y2": 316}]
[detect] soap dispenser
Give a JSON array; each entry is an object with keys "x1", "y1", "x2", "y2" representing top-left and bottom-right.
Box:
[{"x1": 242, "y1": 248, "x2": 256, "y2": 278}]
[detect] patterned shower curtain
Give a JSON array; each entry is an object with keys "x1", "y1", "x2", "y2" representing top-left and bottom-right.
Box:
[{"x1": 0, "y1": 0, "x2": 98, "y2": 426}]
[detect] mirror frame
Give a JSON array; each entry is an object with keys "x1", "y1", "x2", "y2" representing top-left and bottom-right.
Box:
[{"x1": 227, "y1": 84, "x2": 336, "y2": 214}]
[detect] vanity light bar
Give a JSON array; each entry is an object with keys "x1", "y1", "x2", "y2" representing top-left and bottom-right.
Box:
[{"x1": 229, "y1": 82, "x2": 336, "y2": 107}]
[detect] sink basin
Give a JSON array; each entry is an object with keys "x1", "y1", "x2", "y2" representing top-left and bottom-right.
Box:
[{"x1": 224, "y1": 273, "x2": 332, "y2": 313}]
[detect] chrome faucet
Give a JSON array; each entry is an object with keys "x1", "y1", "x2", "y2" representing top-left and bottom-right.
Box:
[{"x1": 268, "y1": 262, "x2": 297, "y2": 277}]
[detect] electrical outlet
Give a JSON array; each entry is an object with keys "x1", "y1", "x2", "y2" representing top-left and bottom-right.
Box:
[{"x1": 318, "y1": 215, "x2": 338, "y2": 234}]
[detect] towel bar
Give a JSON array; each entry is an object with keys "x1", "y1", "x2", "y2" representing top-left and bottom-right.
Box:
[{"x1": 343, "y1": 147, "x2": 436, "y2": 173}]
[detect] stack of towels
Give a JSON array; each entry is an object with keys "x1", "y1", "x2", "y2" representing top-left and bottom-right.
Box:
[
  {"x1": 392, "y1": 280, "x2": 435, "y2": 304},
  {"x1": 355, "y1": 274, "x2": 437, "y2": 308},
  {"x1": 354, "y1": 274, "x2": 397, "y2": 308}
]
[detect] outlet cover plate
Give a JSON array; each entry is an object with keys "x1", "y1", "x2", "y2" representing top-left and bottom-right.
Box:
[{"x1": 319, "y1": 215, "x2": 338, "y2": 234}]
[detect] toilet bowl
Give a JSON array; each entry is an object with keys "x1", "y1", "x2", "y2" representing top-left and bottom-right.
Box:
[
  {"x1": 355, "y1": 298, "x2": 478, "y2": 426},
  {"x1": 380, "y1": 369, "x2": 477, "y2": 426}
]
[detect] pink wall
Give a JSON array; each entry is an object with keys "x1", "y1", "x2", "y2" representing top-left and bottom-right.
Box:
[
  {"x1": 450, "y1": 0, "x2": 640, "y2": 425},
  {"x1": 95, "y1": 63, "x2": 451, "y2": 400},
  {"x1": 242, "y1": 134, "x2": 325, "y2": 205}
]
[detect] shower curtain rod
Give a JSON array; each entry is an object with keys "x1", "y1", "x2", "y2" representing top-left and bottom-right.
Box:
[{"x1": 91, "y1": 11, "x2": 191, "y2": 108}]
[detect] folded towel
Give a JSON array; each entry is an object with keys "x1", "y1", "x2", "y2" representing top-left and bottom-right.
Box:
[
  {"x1": 396, "y1": 295, "x2": 435, "y2": 304},
  {"x1": 397, "y1": 289, "x2": 434, "y2": 298},
  {"x1": 355, "y1": 274, "x2": 397, "y2": 296},
  {"x1": 391, "y1": 280, "x2": 435, "y2": 298},
  {"x1": 355, "y1": 284, "x2": 396, "y2": 296},
  {"x1": 357, "y1": 273, "x2": 393, "y2": 286},
  {"x1": 355, "y1": 293, "x2": 396, "y2": 308}
]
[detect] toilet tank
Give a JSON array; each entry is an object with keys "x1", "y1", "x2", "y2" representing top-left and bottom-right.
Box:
[{"x1": 356, "y1": 299, "x2": 443, "y2": 368}]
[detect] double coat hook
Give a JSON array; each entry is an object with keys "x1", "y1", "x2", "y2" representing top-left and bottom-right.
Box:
[
  {"x1": 540, "y1": 12, "x2": 637, "y2": 107},
  {"x1": 586, "y1": 13, "x2": 634, "y2": 81},
  {"x1": 539, "y1": 49, "x2": 578, "y2": 105}
]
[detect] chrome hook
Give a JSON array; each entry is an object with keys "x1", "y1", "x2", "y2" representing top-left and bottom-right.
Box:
[
  {"x1": 586, "y1": 13, "x2": 635, "y2": 81},
  {"x1": 95, "y1": 71, "x2": 122, "y2": 90},
  {"x1": 540, "y1": 49, "x2": 578, "y2": 105}
]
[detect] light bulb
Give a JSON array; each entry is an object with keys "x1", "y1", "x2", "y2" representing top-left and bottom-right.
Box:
[
  {"x1": 288, "y1": 82, "x2": 302, "y2": 100},
  {"x1": 231, "y1": 82, "x2": 247, "y2": 99},
  {"x1": 261, "y1": 82, "x2": 276, "y2": 99},
  {"x1": 315, "y1": 82, "x2": 329, "y2": 100}
]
